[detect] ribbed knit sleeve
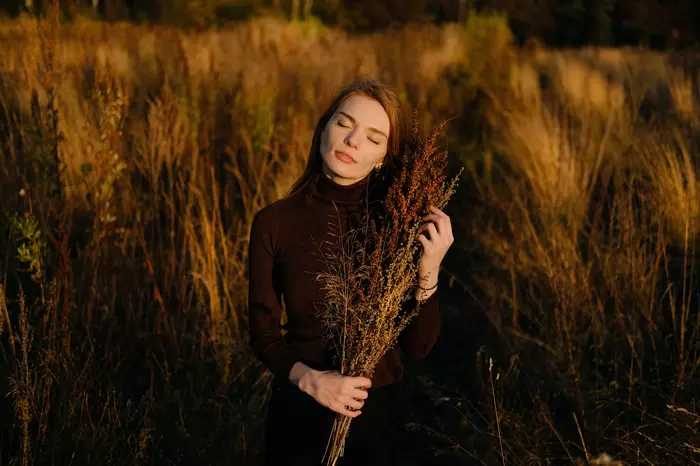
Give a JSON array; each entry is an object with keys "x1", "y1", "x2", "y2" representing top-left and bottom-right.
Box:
[
  {"x1": 398, "y1": 290, "x2": 441, "y2": 361},
  {"x1": 247, "y1": 207, "x2": 300, "y2": 382}
]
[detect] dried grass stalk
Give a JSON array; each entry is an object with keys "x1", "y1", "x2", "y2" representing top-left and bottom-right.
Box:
[{"x1": 314, "y1": 109, "x2": 463, "y2": 465}]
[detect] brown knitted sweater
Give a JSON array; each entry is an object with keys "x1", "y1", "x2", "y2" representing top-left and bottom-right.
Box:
[{"x1": 247, "y1": 170, "x2": 441, "y2": 388}]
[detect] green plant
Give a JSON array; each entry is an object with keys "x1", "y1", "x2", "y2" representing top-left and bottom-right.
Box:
[{"x1": 12, "y1": 213, "x2": 44, "y2": 282}]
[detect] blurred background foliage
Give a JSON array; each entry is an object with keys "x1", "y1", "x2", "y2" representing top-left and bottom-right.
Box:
[{"x1": 2, "y1": 0, "x2": 700, "y2": 47}]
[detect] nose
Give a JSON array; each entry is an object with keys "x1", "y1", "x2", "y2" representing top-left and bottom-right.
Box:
[{"x1": 345, "y1": 129, "x2": 359, "y2": 148}]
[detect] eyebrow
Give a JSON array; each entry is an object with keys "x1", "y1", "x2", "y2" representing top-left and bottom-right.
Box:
[{"x1": 338, "y1": 111, "x2": 388, "y2": 139}]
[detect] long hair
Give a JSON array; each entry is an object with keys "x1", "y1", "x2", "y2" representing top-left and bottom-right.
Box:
[{"x1": 286, "y1": 78, "x2": 408, "y2": 197}]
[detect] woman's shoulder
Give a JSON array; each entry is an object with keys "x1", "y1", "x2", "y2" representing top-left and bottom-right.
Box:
[
  {"x1": 251, "y1": 192, "x2": 303, "y2": 231},
  {"x1": 250, "y1": 192, "x2": 307, "y2": 256}
]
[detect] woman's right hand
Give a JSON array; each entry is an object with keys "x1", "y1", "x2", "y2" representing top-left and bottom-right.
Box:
[{"x1": 290, "y1": 363, "x2": 371, "y2": 418}]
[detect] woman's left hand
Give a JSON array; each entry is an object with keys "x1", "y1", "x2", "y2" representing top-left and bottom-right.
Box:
[{"x1": 416, "y1": 205, "x2": 454, "y2": 274}]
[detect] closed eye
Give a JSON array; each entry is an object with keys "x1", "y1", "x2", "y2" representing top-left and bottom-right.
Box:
[{"x1": 338, "y1": 120, "x2": 380, "y2": 144}]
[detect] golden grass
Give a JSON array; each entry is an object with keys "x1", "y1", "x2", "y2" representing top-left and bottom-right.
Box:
[{"x1": 0, "y1": 12, "x2": 698, "y2": 465}]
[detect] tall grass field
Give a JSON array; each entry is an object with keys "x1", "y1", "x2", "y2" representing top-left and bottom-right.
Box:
[{"x1": 0, "y1": 11, "x2": 698, "y2": 466}]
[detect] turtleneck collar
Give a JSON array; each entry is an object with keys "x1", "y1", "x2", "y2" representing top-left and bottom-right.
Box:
[{"x1": 305, "y1": 171, "x2": 372, "y2": 212}]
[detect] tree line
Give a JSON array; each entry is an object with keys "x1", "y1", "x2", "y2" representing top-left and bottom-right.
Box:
[{"x1": 3, "y1": 0, "x2": 700, "y2": 48}]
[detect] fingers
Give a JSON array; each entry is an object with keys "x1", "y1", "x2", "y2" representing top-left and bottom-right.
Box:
[
  {"x1": 344, "y1": 396, "x2": 365, "y2": 410},
  {"x1": 417, "y1": 222, "x2": 439, "y2": 240},
  {"x1": 420, "y1": 212, "x2": 451, "y2": 236},
  {"x1": 345, "y1": 377, "x2": 370, "y2": 410},
  {"x1": 334, "y1": 391, "x2": 365, "y2": 415},
  {"x1": 336, "y1": 406, "x2": 362, "y2": 418},
  {"x1": 416, "y1": 221, "x2": 432, "y2": 235},
  {"x1": 350, "y1": 376, "x2": 372, "y2": 389},
  {"x1": 429, "y1": 205, "x2": 449, "y2": 218},
  {"x1": 312, "y1": 373, "x2": 370, "y2": 418},
  {"x1": 419, "y1": 206, "x2": 453, "y2": 245},
  {"x1": 352, "y1": 388, "x2": 369, "y2": 400},
  {"x1": 417, "y1": 234, "x2": 430, "y2": 249},
  {"x1": 421, "y1": 213, "x2": 443, "y2": 225}
]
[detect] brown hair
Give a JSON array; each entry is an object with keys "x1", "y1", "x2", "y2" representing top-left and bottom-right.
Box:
[{"x1": 286, "y1": 78, "x2": 408, "y2": 197}]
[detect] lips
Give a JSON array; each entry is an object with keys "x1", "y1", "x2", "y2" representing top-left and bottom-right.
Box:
[{"x1": 335, "y1": 150, "x2": 356, "y2": 164}]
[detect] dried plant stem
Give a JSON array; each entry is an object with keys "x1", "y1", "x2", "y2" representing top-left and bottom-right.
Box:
[
  {"x1": 315, "y1": 109, "x2": 462, "y2": 466},
  {"x1": 489, "y1": 358, "x2": 506, "y2": 466},
  {"x1": 323, "y1": 415, "x2": 353, "y2": 465},
  {"x1": 573, "y1": 412, "x2": 589, "y2": 462}
]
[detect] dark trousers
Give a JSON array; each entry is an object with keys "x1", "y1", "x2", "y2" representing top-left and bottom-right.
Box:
[{"x1": 263, "y1": 375, "x2": 408, "y2": 466}]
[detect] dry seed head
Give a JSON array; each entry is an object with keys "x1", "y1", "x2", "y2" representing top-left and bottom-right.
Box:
[{"x1": 314, "y1": 107, "x2": 462, "y2": 389}]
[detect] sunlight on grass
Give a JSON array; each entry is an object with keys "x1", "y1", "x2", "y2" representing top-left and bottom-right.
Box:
[{"x1": 0, "y1": 12, "x2": 698, "y2": 466}]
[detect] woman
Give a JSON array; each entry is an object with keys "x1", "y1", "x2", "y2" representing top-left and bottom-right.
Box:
[{"x1": 247, "y1": 78, "x2": 454, "y2": 465}]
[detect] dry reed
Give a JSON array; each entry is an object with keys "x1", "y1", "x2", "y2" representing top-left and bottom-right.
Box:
[{"x1": 314, "y1": 109, "x2": 462, "y2": 465}]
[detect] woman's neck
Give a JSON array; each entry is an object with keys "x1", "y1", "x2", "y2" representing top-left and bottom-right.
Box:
[
  {"x1": 321, "y1": 165, "x2": 371, "y2": 187},
  {"x1": 304, "y1": 171, "x2": 371, "y2": 212}
]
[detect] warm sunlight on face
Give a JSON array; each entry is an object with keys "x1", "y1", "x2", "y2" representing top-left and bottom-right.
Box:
[{"x1": 320, "y1": 94, "x2": 390, "y2": 186}]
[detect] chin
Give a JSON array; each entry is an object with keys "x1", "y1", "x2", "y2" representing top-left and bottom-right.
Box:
[
  {"x1": 325, "y1": 157, "x2": 354, "y2": 177},
  {"x1": 332, "y1": 170, "x2": 355, "y2": 181}
]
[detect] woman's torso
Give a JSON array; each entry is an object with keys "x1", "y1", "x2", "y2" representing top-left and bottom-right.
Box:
[{"x1": 271, "y1": 188, "x2": 405, "y2": 388}]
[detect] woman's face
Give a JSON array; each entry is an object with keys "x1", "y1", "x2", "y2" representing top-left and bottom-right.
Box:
[{"x1": 320, "y1": 94, "x2": 390, "y2": 185}]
